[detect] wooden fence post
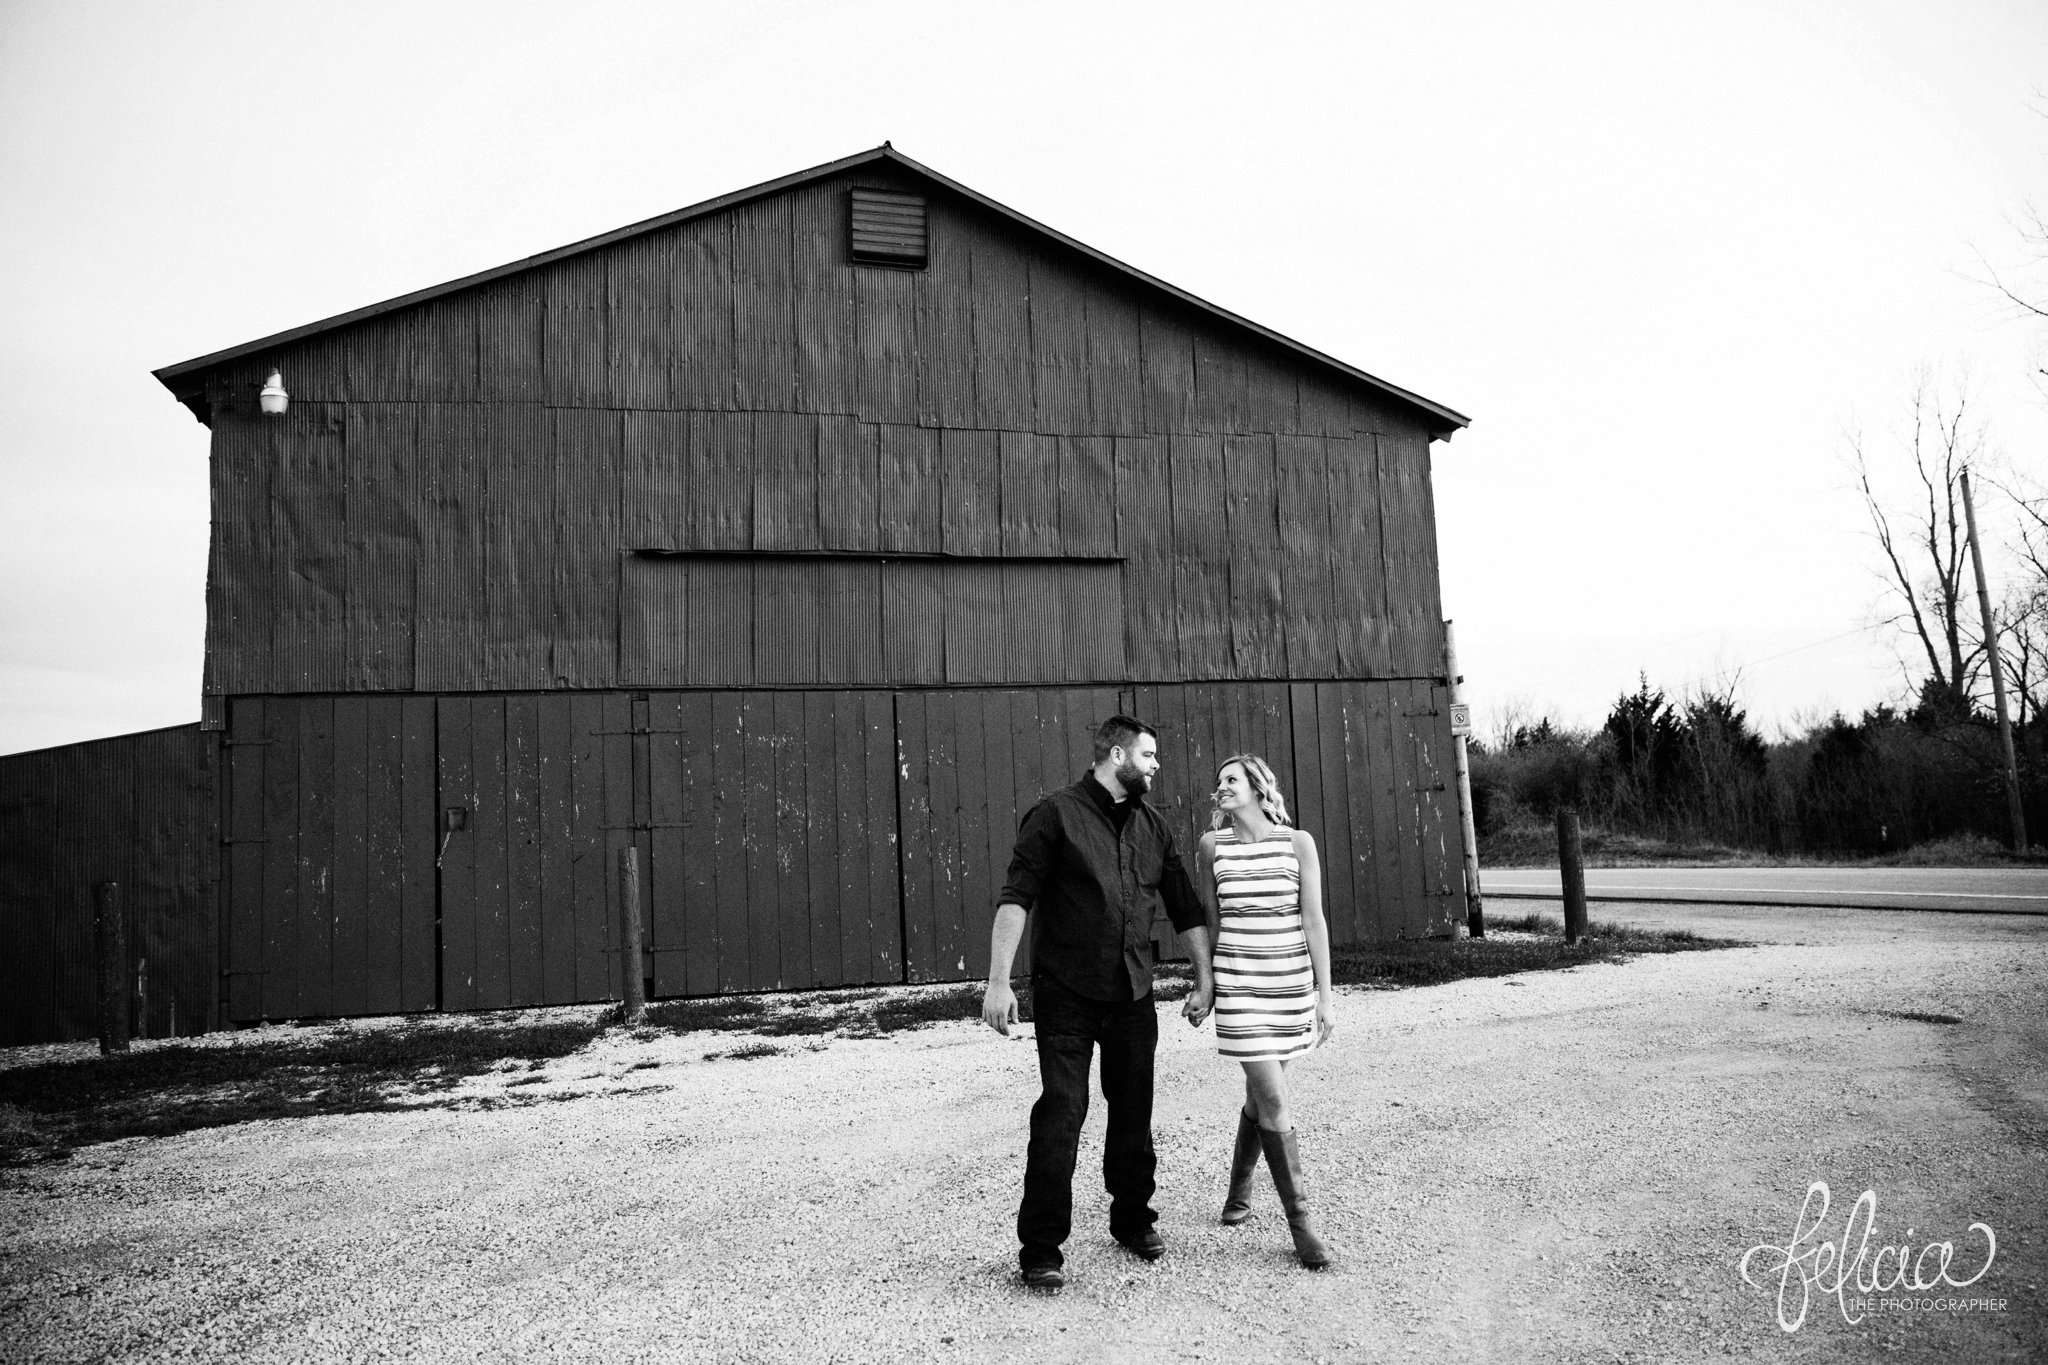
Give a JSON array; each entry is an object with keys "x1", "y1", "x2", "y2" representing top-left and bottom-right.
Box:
[
  {"x1": 618, "y1": 846, "x2": 646, "y2": 1024},
  {"x1": 1444, "y1": 620, "x2": 1486, "y2": 939},
  {"x1": 93, "y1": 882, "x2": 129, "y2": 1055},
  {"x1": 1556, "y1": 811, "x2": 1588, "y2": 945}
]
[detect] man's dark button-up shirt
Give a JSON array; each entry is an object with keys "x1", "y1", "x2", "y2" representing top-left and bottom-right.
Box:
[{"x1": 998, "y1": 773, "x2": 1206, "y2": 1001}]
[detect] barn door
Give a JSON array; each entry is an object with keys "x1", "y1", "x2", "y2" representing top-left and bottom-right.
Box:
[
  {"x1": 433, "y1": 694, "x2": 621, "y2": 1012},
  {"x1": 893, "y1": 687, "x2": 1119, "y2": 984},
  {"x1": 433, "y1": 690, "x2": 906, "y2": 1008},
  {"x1": 639, "y1": 690, "x2": 902, "y2": 996},
  {"x1": 220, "y1": 695, "x2": 436, "y2": 1025}
]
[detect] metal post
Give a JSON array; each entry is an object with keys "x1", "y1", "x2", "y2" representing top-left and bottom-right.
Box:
[
  {"x1": 1445, "y1": 621, "x2": 1485, "y2": 938},
  {"x1": 618, "y1": 846, "x2": 646, "y2": 1023},
  {"x1": 1961, "y1": 471, "x2": 2029, "y2": 852},
  {"x1": 93, "y1": 882, "x2": 129, "y2": 1055},
  {"x1": 1556, "y1": 811, "x2": 1588, "y2": 945}
]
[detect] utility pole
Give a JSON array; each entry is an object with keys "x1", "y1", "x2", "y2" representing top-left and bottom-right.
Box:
[
  {"x1": 1960, "y1": 470, "x2": 2028, "y2": 852},
  {"x1": 1445, "y1": 621, "x2": 1485, "y2": 937}
]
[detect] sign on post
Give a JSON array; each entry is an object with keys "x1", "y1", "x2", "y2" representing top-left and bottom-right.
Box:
[{"x1": 1448, "y1": 703, "x2": 1472, "y2": 737}]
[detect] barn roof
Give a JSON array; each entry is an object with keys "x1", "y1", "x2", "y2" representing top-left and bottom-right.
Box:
[{"x1": 153, "y1": 145, "x2": 1469, "y2": 438}]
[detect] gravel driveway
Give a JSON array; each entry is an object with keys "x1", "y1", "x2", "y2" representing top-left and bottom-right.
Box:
[{"x1": 3, "y1": 902, "x2": 2043, "y2": 1364}]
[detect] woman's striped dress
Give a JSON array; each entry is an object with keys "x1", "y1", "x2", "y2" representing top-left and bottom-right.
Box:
[{"x1": 1211, "y1": 828, "x2": 1317, "y2": 1061}]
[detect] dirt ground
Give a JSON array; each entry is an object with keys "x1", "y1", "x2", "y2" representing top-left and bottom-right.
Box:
[{"x1": 3, "y1": 901, "x2": 2044, "y2": 1364}]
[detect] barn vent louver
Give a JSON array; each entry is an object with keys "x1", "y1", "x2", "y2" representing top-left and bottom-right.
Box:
[{"x1": 848, "y1": 188, "x2": 928, "y2": 267}]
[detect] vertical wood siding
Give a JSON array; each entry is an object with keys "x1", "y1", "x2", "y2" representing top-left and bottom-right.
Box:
[
  {"x1": 3, "y1": 676, "x2": 1458, "y2": 1039},
  {"x1": 1129, "y1": 681, "x2": 1461, "y2": 945},
  {"x1": 225, "y1": 697, "x2": 435, "y2": 1024},
  {"x1": 0, "y1": 724, "x2": 218, "y2": 1047},
  {"x1": 0, "y1": 726, "x2": 219, "y2": 1046},
  {"x1": 896, "y1": 687, "x2": 1114, "y2": 983}
]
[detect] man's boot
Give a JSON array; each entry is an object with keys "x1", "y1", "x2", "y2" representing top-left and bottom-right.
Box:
[
  {"x1": 1258, "y1": 1126, "x2": 1334, "y2": 1268},
  {"x1": 1219, "y1": 1107, "x2": 1262, "y2": 1225}
]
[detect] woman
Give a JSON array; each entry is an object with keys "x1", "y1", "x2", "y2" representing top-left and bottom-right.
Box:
[{"x1": 1197, "y1": 753, "x2": 1336, "y2": 1269}]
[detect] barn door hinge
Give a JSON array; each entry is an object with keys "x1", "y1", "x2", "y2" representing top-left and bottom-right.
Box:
[{"x1": 219, "y1": 836, "x2": 269, "y2": 845}]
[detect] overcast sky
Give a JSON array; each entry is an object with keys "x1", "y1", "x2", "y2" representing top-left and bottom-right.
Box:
[{"x1": 2, "y1": 0, "x2": 2044, "y2": 756}]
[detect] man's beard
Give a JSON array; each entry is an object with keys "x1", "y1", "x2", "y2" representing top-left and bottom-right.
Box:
[{"x1": 1114, "y1": 759, "x2": 1151, "y2": 795}]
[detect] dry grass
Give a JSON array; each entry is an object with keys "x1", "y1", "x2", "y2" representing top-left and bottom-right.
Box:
[
  {"x1": 1328, "y1": 912, "x2": 1746, "y2": 988},
  {"x1": 1480, "y1": 822, "x2": 2037, "y2": 869}
]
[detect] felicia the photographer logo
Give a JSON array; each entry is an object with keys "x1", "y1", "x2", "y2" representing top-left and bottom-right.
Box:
[{"x1": 1740, "y1": 1182, "x2": 2000, "y2": 1332}]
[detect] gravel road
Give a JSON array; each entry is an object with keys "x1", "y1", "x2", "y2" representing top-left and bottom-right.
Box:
[{"x1": 3, "y1": 902, "x2": 2043, "y2": 1364}]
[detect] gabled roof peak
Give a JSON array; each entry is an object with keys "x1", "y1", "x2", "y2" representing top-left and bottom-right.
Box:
[{"x1": 154, "y1": 144, "x2": 1467, "y2": 438}]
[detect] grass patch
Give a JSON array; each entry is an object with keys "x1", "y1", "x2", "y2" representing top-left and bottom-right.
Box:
[
  {"x1": 1880, "y1": 1009, "x2": 1963, "y2": 1026},
  {"x1": 0, "y1": 1015, "x2": 613, "y2": 1166},
  {"x1": 1481, "y1": 823, "x2": 1759, "y2": 868},
  {"x1": 1481, "y1": 822, "x2": 2037, "y2": 869},
  {"x1": 863, "y1": 984, "x2": 986, "y2": 1033},
  {"x1": 0, "y1": 981, "x2": 1004, "y2": 1165},
  {"x1": 1330, "y1": 912, "x2": 1747, "y2": 989}
]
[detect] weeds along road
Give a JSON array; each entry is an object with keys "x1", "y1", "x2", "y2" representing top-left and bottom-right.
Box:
[
  {"x1": 3, "y1": 903, "x2": 2044, "y2": 1365},
  {"x1": 1483, "y1": 866, "x2": 2048, "y2": 914}
]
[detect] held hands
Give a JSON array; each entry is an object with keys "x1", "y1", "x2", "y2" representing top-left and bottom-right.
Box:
[
  {"x1": 982, "y1": 979, "x2": 1020, "y2": 1036},
  {"x1": 1181, "y1": 982, "x2": 1213, "y2": 1027}
]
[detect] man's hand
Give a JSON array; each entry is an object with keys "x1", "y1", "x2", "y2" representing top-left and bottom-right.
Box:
[
  {"x1": 982, "y1": 979, "x2": 1020, "y2": 1036},
  {"x1": 1181, "y1": 982, "x2": 1213, "y2": 1027}
]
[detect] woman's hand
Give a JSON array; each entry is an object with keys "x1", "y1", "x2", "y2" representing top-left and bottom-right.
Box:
[
  {"x1": 1314, "y1": 995, "x2": 1337, "y2": 1049},
  {"x1": 1181, "y1": 982, "x2": 1213, "y2": 1027}
]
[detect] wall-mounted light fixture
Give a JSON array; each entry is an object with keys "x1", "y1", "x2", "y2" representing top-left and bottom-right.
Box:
[{"x1": 258, "y1": 369, "x2": 289, "y2": 417}]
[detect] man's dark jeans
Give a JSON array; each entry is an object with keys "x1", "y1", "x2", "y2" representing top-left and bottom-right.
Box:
[{"x1": 1016, "y1": 974, "x2": 1159, "y2": 1270}]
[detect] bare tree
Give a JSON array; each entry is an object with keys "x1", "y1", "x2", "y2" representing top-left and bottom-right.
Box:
[
  {"x1": 1969, "y1": 97, "x2": 2048, "y2": 396},
  {"x1": 1993, "y1": 470, "x2": 2048, "y2": 727},
  {"x1": 1849, "y1": 371, "x2": 1991, "y2": 714}
]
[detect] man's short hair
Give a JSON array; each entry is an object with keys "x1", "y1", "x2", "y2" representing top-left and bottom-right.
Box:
[{"x1": 1092, "y1": 715, "x2": 1158, "y2": 764}]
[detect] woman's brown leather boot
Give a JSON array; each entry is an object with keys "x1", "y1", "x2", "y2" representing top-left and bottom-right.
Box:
[
  {"x1": 1258, "y1": 1126, "x2": 1334, "y2": 1268},
  {"x1": 1219, "y1": 1107, "x2": 1262, "y2": 1224}
]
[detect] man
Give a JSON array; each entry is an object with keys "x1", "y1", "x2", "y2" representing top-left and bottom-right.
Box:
[{"x1": 981, "y1": 715, "x2": 1215, "y2": 1291}]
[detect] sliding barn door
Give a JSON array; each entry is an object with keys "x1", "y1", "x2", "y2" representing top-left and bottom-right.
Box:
[{"x1": 893, "y1": 687, "x2": 1119, "y2": 984}]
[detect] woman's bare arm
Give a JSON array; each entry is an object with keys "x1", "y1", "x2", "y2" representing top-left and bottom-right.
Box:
[{"x1": 1292, "y1": 829, "x2": 1337, "y2": 1045}]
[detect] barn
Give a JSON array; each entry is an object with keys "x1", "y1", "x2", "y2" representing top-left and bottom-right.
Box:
[{"x1": 0, "y1": 145, "x2": 1471, "y2": 1045}]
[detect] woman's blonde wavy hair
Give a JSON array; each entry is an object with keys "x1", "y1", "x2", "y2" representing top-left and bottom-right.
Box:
[{"x1": 1210, "y1": 753, "x2": 1292, "y2": 831}]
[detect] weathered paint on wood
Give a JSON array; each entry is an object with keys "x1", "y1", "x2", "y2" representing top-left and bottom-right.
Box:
[
  {"x1": 0, "y1": 726, "x2": 220, "y2": 1045},
  {"x1": 897, "y1": 686, "x2": 1116, "y2": 985}
]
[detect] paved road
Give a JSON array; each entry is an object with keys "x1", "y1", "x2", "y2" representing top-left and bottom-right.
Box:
[{"x1": 1481, "y1": 865, "x2": 2048, "y2": 914}]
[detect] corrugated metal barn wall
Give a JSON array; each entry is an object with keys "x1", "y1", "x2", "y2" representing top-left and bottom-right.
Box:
[
  {"x1": 0, "y1": 726, "x2": 219, "y2": 1046},
  {"x1": 189, "y1": 166, "x2": 1444, "y2": 701}
]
